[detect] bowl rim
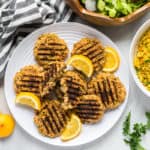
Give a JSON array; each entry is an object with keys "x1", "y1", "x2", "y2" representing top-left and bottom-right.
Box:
[
  {"x1": 129, "y1": 19, "x2": 150, "y2": 97},
  {"x1": 75, "y1": 0, "x2": 150, "y2": 23}
]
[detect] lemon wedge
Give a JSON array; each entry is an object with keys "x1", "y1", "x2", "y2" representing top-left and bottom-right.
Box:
[
  {"x1": 67, "y1": 55, "x2": 93, "y2": 77},
  {"x1": 61, "y1": 114, "x2": 82, "y2": 141},
  {"x1": 103, "y1": 47, "x2": 120, "y2": 72},
  {"x1": 15, "y1": 92, "x2": 41, "y2": 110}
]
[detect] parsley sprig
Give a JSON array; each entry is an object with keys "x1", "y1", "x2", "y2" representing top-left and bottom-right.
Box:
[{"x1": 123, "y1": 112, "x2": 150, "y2": 150}]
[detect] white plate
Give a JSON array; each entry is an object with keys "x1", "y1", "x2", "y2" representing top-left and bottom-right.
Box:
[{"x1": 4, "y1": 22, "x2": 129, "y2": 147}]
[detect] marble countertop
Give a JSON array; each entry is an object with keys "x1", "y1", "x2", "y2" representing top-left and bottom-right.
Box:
[{"x1": 0, "y1": 12, "x2": 150, "y2": 150}]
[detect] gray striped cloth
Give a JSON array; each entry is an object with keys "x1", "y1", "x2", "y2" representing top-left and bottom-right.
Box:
[{"x1": 0, "y1": 0, "x2": 73, "y2": 78}]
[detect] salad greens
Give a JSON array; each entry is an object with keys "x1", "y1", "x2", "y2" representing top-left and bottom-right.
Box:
[
  {"x1": 123, "y1": 112, "x2": 150, "y2": 150},
  {"x1": 80, "y1": 0, "x2": 150, "y2": 18}
]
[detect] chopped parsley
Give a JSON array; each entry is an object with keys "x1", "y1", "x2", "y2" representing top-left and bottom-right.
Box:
[
  {"x1": 145, "y1": 59, "x2": 150, "y2": 63},
  {"x1": 123, "y1": 112, "x2": 150, "y2": 150}
]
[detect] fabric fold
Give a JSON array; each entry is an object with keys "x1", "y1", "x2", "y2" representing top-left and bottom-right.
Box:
[{"x1": 0, "y1": 0, "x2": 72, "y2": 78}]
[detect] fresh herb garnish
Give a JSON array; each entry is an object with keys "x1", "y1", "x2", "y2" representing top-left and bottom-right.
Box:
[
  {"x1": 123, "y1": 112, "x2": 131, "y2": 136},
  {"x1": 123, "y1": 112, "x2": 150, "y2": 150},
  {"x1": 135, "y1": 67, "x2": 140, "y2": 72},
  {"x1": 145, "y1": 59, "x2": 150, "y2": 63},
  {"x1": 145, "y1": 112, "x2": 150, "y2": 129}
]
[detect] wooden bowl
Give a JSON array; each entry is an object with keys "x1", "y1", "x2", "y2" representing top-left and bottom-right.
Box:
[{"x1": 65, "y1": 0, "x2": 150, "y2": 26}]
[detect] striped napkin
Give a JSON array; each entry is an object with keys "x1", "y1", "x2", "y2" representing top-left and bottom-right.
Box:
[{"x1": 0, "y1": 0, "x2": 73, "y2": 78}]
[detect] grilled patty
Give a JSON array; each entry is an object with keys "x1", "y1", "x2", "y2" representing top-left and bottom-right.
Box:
[
  {"x1": 71, "y1": 38, "x2": 105, "y2": 72},
  {"x1": 59, "y1": 70, "x2": 87, "y2": 108},
  {"x1": 40, "y1": 61, "x2": 66, "y2": 98},
  {"x1": 14, "y1": 65, "x2": 47, "y2": 97},
  {"x1": 34, "y1": 33, "x2": 69, "y2": 66},
  {"x1": 88, "y1": 72, "x2": 126, "y2": 110},
  {"x1": 34, "y1": 100, "x2": 70, "y2": 138},
  {"x1": 75, "y1": 95, "x2": 105, "y2": 124}
]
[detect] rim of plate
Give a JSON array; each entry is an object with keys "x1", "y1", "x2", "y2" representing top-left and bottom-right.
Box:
[{"x1": 4, "y1": 22, "x2": 129, "y2": 147}]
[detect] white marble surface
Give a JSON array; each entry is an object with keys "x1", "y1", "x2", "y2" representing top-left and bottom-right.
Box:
[{"x1": 0, "y1": 12, "x2": 150, "y2": 150}]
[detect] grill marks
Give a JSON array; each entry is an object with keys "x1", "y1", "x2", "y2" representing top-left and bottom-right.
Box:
[
  {"x1": 72, "y1": 38, "x2": 105, "y2": 72},
  {"x1": 45, "y1": 61, "x2": 66, "y2": 78},
  {"x1": 34, "y1": 100, "x2": 70, "y2": 138},
  {"x1": 75, "y1": 95, "x2": 105, "y2": 124},
  {"x1": 40, "y1": 61, "x2": 66, "y2": 98},
  {"x1": 14, "y1": 65, "x2": 47, "y2": 97},
  {"x1": 88, "y1": 73, "x2": 126, "y2": 110},
  {"x1": 59, "y1": 71, "x2": 87, "y2": 107},
  {"x1": 55, "y1": 82, "x2": 64, "y2": 99},
  {"x1": 34, "y1": 33, "x2": 69, "y2": 66}
]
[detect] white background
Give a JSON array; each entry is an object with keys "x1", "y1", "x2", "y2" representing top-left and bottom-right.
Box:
[{"x1": 0, "y1": 12, "x2": 150, "y2": 150}]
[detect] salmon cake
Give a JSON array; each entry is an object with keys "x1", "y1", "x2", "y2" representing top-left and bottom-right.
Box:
[
  {"x1": 34, "y1": 100, "x2": 70, "y2": 138},
  {"x1": 14, "y1": 65, "x2": 47, "y2": 97},
  {"x1": 88, "y1": 72, "x2": 126, "y2": 110},
  {"x1": 40, "y1": 61, "x2": 66, "y2": 98},
  {"x1": 75, "y1": 95, "x2": 105, "y2": 124},
  {"x1": 71, "y1": 38, "x2": 105, "y2": 73},
  {"x1": 34, "y1": 33, "x2": 69, "y2": 67},
  {"x1": 59, "y1": 70, "x2": 87, "y2": 108}
]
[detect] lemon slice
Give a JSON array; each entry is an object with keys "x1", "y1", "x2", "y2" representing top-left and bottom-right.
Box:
[
  {"x1": 61, "y1": 114, "x2": 82, "y2": 141},
  {"x1": 15, "y1": 92, "x2": 41, "y2": 110},
  {"x1": 67, "y1": 55, "x2": 93, "y2": 77},
  {"x1": 103, "y1": 47, "x2": 120, "y2": 72}
]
